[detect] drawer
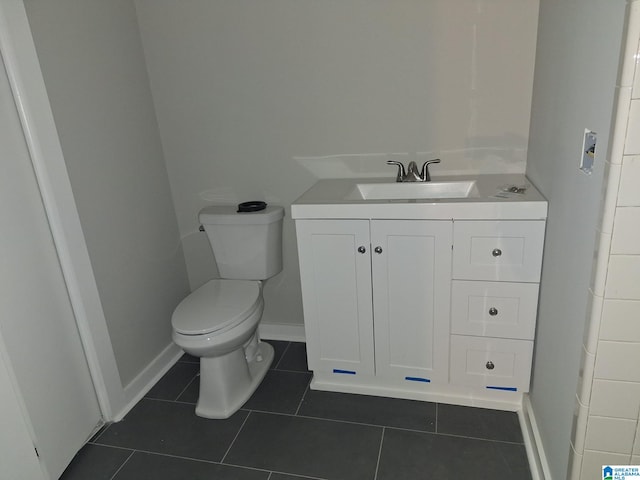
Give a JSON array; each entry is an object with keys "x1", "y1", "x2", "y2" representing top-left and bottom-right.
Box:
[
  {"x1": 450, "y1": 335, "x2": 533, "y2": 392},
  {"x1": 453, "y1": 220, "x2": 545, "y2": 282},
  {"x1": 450, "y1": 280, "x2": 539, "y2": 340}
]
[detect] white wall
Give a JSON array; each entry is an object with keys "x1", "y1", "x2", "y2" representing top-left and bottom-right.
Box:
[
  {"x1": 23, "y1": 0, "x2": 190, "y2": 387},
  {"x1": 134, "y1": 0, "x2": 539, "y2": 328},
  {"x1": 568, "y1": 3, "x2": 640, "y2": 477},
  {"x1": 525, "y1": 0, "x2": 627, "y2": 478}
]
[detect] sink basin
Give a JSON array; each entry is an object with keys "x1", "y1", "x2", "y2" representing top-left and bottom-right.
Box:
[{"x1": 347, "y1": 180, "x2": 478, "y2": 200}]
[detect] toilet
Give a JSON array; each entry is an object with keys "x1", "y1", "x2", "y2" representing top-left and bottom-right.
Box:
[{"x1": 171, "y1": 204, "x2": 284, "y2": 419}]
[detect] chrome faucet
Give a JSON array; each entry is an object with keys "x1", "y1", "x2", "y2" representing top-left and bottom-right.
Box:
[{"x1": 386, "y1": 159, "x2": 441, "y2": 182}]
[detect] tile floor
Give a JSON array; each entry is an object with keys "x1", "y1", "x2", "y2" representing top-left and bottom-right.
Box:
[{"x1": 62, "y1": 341, "x2": 532, "y2": 480}]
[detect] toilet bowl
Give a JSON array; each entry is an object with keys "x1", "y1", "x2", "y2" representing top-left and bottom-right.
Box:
[
  {"x1": 170, "y1": 204, "x2": 284, "y2": 419},
  {"x1": 172, "y1": 279, "x2": 274, "y2": 419}
]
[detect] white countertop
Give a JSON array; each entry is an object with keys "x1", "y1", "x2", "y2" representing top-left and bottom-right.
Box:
[{"x1": 291, "y1": 174, "x2": 548, "y2": 220}]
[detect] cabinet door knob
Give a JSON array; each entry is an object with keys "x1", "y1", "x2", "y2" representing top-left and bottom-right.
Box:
[
  {"x1": 486, "y1": 361, "x2": 495, "y2": 370},
  {"x1": 492, "y1": 248, "x2": 502, "y2": 257},
  {"x1": 374, "y1": 246, "x2": 383, "y2": 254},
  {"x1": 489, "y1": 307, "x2": 498, "y2": 316},
  {"x1": 357, "y1": 246, "x2": 366, "y2": 254}
]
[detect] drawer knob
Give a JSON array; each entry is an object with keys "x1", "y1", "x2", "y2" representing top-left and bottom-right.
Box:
[
  {"x1": 374, "y1": 246, "x2": 383, "y2": 254},
  {"x1": 489, "y1": 307, "x2": 498, "y2": 316},
  {"x1": 492, "y1": 248, "x2": 502, "y2": 257},
  {"x1": 357, "y1": 246, "x2": 366, "y2": 254},
  {"x1": 486, "y1": 361, "x2": 495, "y2": 370}
]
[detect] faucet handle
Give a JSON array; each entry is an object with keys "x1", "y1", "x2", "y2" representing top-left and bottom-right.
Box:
[
  {"x1": 386, "y1": 160, "x2": 406, "y2": 183},
  {"x1": 420, "y1": 158, "x2": 441, "y2": 182}
]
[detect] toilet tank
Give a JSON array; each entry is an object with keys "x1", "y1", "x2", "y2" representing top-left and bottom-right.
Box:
[{"x1": 199, "y1": 205, "x2": 284, "y2": 280}]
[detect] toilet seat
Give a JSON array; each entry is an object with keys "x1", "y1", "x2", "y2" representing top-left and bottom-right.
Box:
[{"x1": 172, "y1": 279, "x2": 261, "y2": 336}]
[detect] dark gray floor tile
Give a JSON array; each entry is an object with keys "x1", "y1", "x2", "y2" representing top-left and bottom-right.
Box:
[
  {"x1": 275, "y1": 342, "x2": 309, "y2": 372},
  {"x1": 60, "y1": 444, "x2": 132, "y2": 480},
  {"x1": 437, "y1": 403, "x2": 524, "y2": 442},
  {"x1": 265, "y1": 340, "x2": 289, "y2": 368},
  {"x1": 224, "y1": 412, "x2": 381, "y2": 480},
  {"x1": 95, "y1": 399, "x2": 247, "y2": 462},
  {"x1": 298, "y1": 390, "x2": 435, "y2": 431},
  {"x1": 113, "y1": 451, "x2": 268, "y2": 480},
  {"x1": 377, "y1": 428, "x2": 532, "y2": 480},
  {"x1": 243, "y1": 370, "x2": 311, "y2": 414},
  {"x1": 145, "y1": 362, "x2": 199, "y2": 401},
  {"x1": 178, "y1": 352, "x2": 199, "y2": 364},
  {"x1": 176, "y1": 375, "x2": 199, "y2": 403}
]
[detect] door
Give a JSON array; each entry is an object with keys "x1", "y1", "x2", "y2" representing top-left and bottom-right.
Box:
[
  {"x1": 0, "y1": 53, "x2": 102, "y2": 479},
  {"x1": 295, "y1": 219, "x2": 375, "y2": 376},
  {"x1": 371, "y1": 220, "x2": 452, "y2": 383}
]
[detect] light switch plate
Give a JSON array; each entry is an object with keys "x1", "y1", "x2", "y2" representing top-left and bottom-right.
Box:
[{"x1": 580, "y1": 130, "x2": 597, "y2": 174}]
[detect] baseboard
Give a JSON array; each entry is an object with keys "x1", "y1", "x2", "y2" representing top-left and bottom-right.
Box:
[
  {"x1": 259, "y1": 322, "x2": 306, "y2": 342},
  {"x1": 520, "y1": 394, "x2": 552, "y2": 480},
  {"x1": 114, "y1": 342, "x2": 184, "y2": 421}
]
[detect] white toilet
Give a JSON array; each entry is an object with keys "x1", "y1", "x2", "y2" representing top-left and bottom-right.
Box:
[{"x1": 171, "y1": 204, "x2": 284, "y2": 419}]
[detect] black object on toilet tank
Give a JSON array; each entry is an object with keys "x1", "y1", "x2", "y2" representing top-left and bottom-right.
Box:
[{"x1": 237, "y1": 201, "x2": 267, "y2": 213}]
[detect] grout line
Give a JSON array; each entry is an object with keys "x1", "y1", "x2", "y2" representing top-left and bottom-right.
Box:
[
  {"x1": 271, "y1": 367, "x2": 311, "y2": 374},
  {"x1": 142, "y1": 397, "x2": 197, "y2": 406},
  {"x1": 373, "y1": 427, "x2": 386, "y2": 480},
  {"x1": 249, "y1": 408, "x2": 524, "y2": 445},
  {"x1": 107, "y1": 449, "x2": 135, "y2": 480},
  {"x1": 435, "y1": 402, "x2": 438, "y2": 433},
  {"x1": 383, "y1": 425, "x2": 526, "y2": 446},
  {"x1": 273, "y1": 341, "x2": 292, "y2": 370},
  {"x1": 113, "y1": 448, "x2": 276, "y2": 476},
  {"x1": 174, "y1": 373, "x2": 199, "y2": 402},
  {"x1": 294, "y1": 376, "x2": 312, "y2": 416},
  {"x1": 221, "y1": 410, "x2": 252, "y2": 464},
  {"x1": 261, "y1": 468, "x2": 327, "y2": 480}
]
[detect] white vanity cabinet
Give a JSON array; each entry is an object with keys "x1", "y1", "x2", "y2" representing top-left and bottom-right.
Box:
[
  {"x1": 295, "y1": 219, "x2": 452, "y2": 384},
  {"x1": 292, "y1": 174, "x2": 548, "y2": 409},
  {"x1": 449, "y1": 220, "x2": 546, "y2": 392}
]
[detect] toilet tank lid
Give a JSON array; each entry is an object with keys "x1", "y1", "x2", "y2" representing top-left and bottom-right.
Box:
[{"x1": 199, "y1": 205, "x2": 284, "y2": 225}]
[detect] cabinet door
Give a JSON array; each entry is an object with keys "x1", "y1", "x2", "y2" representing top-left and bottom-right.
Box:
[
  {"x1": 295, "y1": 220, "x2": 375, "y2": 376},
  {"x1": 371, "y1": 220, "x2": 452, "y2": 384}
]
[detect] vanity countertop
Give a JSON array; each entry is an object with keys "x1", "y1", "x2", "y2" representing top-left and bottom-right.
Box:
[{"x1": 291, "y1": 174, "x2": 547, "y2": 220}]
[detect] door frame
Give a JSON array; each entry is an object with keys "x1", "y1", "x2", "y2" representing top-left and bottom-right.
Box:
[{"x1": 0, "y1": 0, "x2": 124, "y2": 419}]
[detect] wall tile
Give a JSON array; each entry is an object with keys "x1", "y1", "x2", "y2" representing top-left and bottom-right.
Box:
[
  {"x1": 567, "y1": 442, "x2": 583, "y2": 480},
  {"x1": 619, "y1": 156, "x2": 640, "y2": 206},
  {"x1": 605, "y1": 255, "x2": 640, "y2": 299},
  {"x1": 613, "y1": 87, "x2": 634, "y2": 164},
  {"x1": 625, "y1": 100, "x2": 640, "y2": 155},
  {"x1": 572, "y1": 396, "x2": 590, "y2": 453},
  {"x1": 592, "y1": 231, "x2": 613, "y2": 297},
  {"x1": 578, "y1": 347, "x2": 597, "y2": 405},
  {"x1": 612, "y1": 207, "x2": 640, "y2": 254},
  {"x1": 581, "y1": 450, "x2": 630, "y2": 480},
  {"x1": 585, "y1": 416, "x2": 637, "y2": 454},
  {"x1": 601, "y1": 162, "x2": 623, "y2": 234},
  {"x1": 590, "y1": 379, "x2": 640, "y2": 419},
  {"x1": 584, "y1": 290, "x2": 604, "y2": 355},
  {"x1": 627, "y1": 1, "x2": 640, "y2": 89},
  {"x1": 600, "y1": 299, "x2": 640, "y2": 342},
  {"x1": 595, "y1": 341, "x2": 640, "y2": 382},
  {"x1": 635, "y1": 421, "x2": 640, "y2": 455}
]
